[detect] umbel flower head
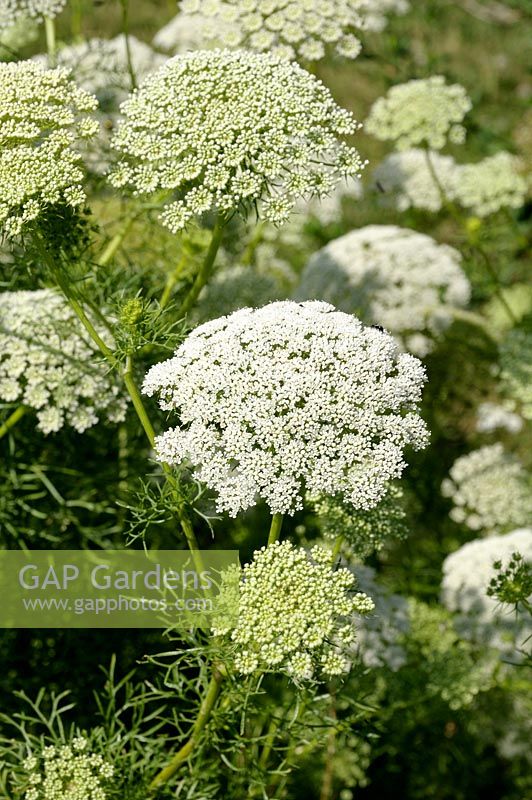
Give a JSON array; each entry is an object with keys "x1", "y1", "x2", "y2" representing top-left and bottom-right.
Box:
[
  {"x1": 0, "y1": 60, "x2": 98, "y2": 238},
  {"x1": 143, "y1": 300, "x2": 429, "y2": 516},
  {"x1": 372, "y1": 148, "x2": 460, "y2": 213},
  {"x1": 296, "y1": 225, "x2": 470, "y2": 356},
  {"x1": 441, "y1": 528, "x2": 532, "y2": 661},
  {"x1": 213, "y1": 540, "x2": 375, "y2": 681},
  {"x1": 21, "y1": 736, "x2": 115, "y2": 800},
  {"x1": 180, "y1": 0, "x2": 410, "y2": 62},
  {"x1": 365, "y1": 76, "x2": 471, "y2": 150},
  {"x1": 109, "y1": 49, "x2": 365, "y2": 232},
  {"x1": 0, "y1": 0, "x2": 65, "y2": 30},
  {"x1": 441, "y1": 444, "x2": 532, "y2": 536},
  {"x1": 310, "y1": 484, "x2": 407, "y2": 560},
  {"x1": 453, "y1": 152, "x2": 529, "y2": 217},
  {"x1": 0, "y1": 290, "x2": 127, "y2": 434}
]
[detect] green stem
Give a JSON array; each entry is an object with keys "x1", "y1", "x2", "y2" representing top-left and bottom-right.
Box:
[
  {"x1": 332, "y1": 534, "x2": 344, "y2": 559},
  {"x1": 119, "y1": 0, "x2": 137, "y2": 90},
  {"x1": 160, "y1": 255, "x2": 187, "y2": 309},
  {"x1": 66, "y1": 294, "x2": 116, "y2": 363},
  {"x1": 123, "y1": 355, "x2": 206, "y2": 573},
  {"x1": 241, "y1": 221, "x2": 265, "y2": 266},
  {"x1": 70, "y1": 0, "x2": 83, "y2": 39},
  {"x1": 98, "y1": 217, "x2": 136, "y2": 267},
  {"x1": 0, "y1": 406, "x2": 27, "y2": 440},
  {"x1": 472, "y1": 242, "x2": 518, "y2": 326},
  {"x1": 123, "y1": 355, "x2": 156, "y2": 446},
  {"x1": 44, "y1": 17, "x2": 56, "y2": 65},
  {"x1": 267, "y1": 513, "x2": 284, "y2": 545},
  {"x1": 424, "y1": 150, "x2": 518, "y2": 328},
  {"x1": 258, "y1": 718, "x2": 279, "y2": 770},
  {"x1": 177, "y1": 218, "x2": 225, "y2": 318},
  {"x1": 149, "y1": 666, "x2": 225, "y2": 790}
]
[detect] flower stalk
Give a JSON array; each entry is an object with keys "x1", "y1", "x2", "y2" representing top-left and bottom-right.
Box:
[
  {"x1": 0, "y1": 406, "x2": 27, "y2": 440},
  {"x1": 268, "y1": 513, "x2": 284, "y2": 545},
  {"x1": 149, "y1": 665, "x2": 226, "y2": 790},
  {"x1": 177, "y1": 218, "x2": 226, "y2": 318}
]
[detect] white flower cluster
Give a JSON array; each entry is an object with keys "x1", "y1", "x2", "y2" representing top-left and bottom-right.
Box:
[
  {"x1": 372, "y1": 149, "x2": 460, "y2": 212},
  {"x1": 159, "y1": 0, "x2": 409, "y2": 58},
  {"x1": 193, "y1": 258, "x2": 296, "y2": 324},
  {"x1": 180, "y1": 0, "x2": 368, "y2": 63},
  {"x1": 365, "y1": 76, "x2": 471, "y2": 150},
  {"x1": 35, "y1": 36, "x2": 165, "y2": 110},
  {"x1": 109, "y1": 49, "x2": 364, "y2": 233},
  {"x1": 213, "y1": 540, "x2": 374, "y2": 680},
  {"x1": 143, "y1": 301, "x2": 429, "y2": 516},
  {"x1": 350, "y1": 565, "x2": 410, "y2": 671},
  {"x1": 499, "y1": 329, "x2": 532, "y2": 420},
  {"x1": 22, "y1": 737, "x2": 115, "y2": 800},
  {"x1": 296, "y1": 225, "x2": 470, "y2": 356},
  {"x1": 310, "y1": 484, "x2": 407, "y2": 559},
  {"x1": 453, "y1": 152, "x2": 528, "y2": 217},
  {"x1": 0, "y1": 0, "x2": 65, "y2": 30},
  {"x1": 0, "y1": 290, "x2": 127, "y2": 434},
  {"x1": 441, "y1": 528, "x2": 532, "y2": 659},
  {"x1": 0, "y1": 60, "x2": 98, "y2": 238},
  {"x1": 441, "y1": 444, "x2": 532, "y2": 535},
  {"x1": 476, "y1": 402, "x2": 523, "y2": 434}
]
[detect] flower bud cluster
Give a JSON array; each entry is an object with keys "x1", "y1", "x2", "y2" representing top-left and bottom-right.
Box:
[
  {"x1": 21, "y1": 736, "x2": 115, "y2": 800},
  {"x1": 213, "y1": 540, "x2": 374, "y2": 681}
]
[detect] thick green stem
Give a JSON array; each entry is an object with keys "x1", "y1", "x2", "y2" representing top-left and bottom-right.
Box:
[
  {"x1": 98, "y1": 217, "x2": 136, "y2": 267},
  {"x1": 241, "y1": 221, "x2": 265, "y2": 266},
  {"x1": 70, "y1": 0, "x2": 83, "y2": 39},
  {"x1": 267, "y1": 513, "x2": 284, "y2": 545},
  {"x1": 0, "y1": 406, "x2": 27, "y2": 440},
  {"x1": 177, "y1": 218, "x2": 225, "y2": 318},
  {"x1": 149, "y1": 666, "x2": 225, "y2": 790},
  {"x1": 123, "y1": 355, "x2": 156, "y2": 446},
  {"x1": 119, "y1": 0, "x2": 137, "y2": 90},
  {"x1": 332, "y1": 534, "x2": 344, "y2": 559},
  {"x1": 44, "y1": 17, "x2": 56, "y2": 65},
  {"x1": 66, "y1": 294, "x2": 116, "y2": 363},
  {"x1": 160, "y1": 255, "x2": 187, "y2": 309}
]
